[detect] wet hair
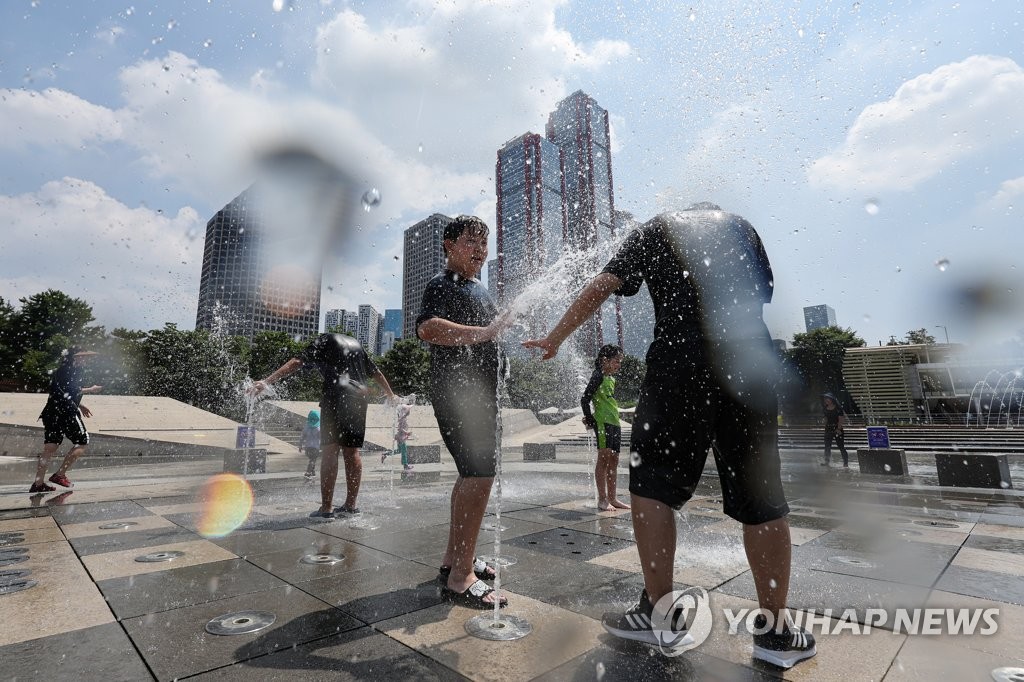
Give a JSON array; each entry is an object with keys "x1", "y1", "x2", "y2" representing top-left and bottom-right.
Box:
[
  {"x1": 443, "y1": 215, "x2": 489, "y2": 255},
  {"x1": 594, "y1": 344, "x2": 624, "y2": 370}
]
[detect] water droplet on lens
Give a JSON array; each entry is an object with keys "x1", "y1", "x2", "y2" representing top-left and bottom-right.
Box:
[
  {"x1": 630, "y1": 452, "x2": 642, "y2": 467},
  {"x1": 361, "y1": 188, "x2": 381, "y2": 212},
  {"x1": 863, "y1": 199, "x2": 880, "y2": 215},
  {"x1": 935, "y1": 258, "x2": 950, "y2": 272},
  {"x1": 272, "y1": 0, "x2": 285, "y2": 11},
  {"x1": 417, "y1": 142, "x2": 424, "y2": 153},
  {"x1": 393, "y1": 255, "x2": 399, "y2": 261},
  {"x1": 202, "y1": 38, "x2": 213, "y2": 48}
]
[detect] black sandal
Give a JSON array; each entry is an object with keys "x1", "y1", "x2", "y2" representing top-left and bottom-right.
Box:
[
  {"x1": 441, "y1": 579, "x2": 508, "y2": 609},
  {"x1": 438, "y1": 557, "x2": 497, "y2": 581}
]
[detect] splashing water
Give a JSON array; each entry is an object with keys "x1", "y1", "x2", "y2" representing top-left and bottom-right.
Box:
[{"x1": 198, "y1": 474, "x2": 254, "y2": 537}]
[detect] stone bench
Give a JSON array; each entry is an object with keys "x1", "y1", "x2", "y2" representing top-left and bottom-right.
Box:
[
  {"x1": 523, "y1": 442, "x2": 556, "y2": 461},
  {"x1": 856, "y1": 448, "x2": 909, "y2": 475},
  {"x1": 935, "y1": 453, "x2": 1013, "y2": 489},
  {"x1": 406, "y1": 444, "x2": 441, "y2": 464},
  {"x1": 223, "y1": 448, "x2": 267, "y2": 475}
]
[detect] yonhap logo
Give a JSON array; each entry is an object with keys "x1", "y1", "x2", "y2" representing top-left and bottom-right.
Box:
[{"x1": 652, "y1": 587, "x2": 713, "y2": 656}]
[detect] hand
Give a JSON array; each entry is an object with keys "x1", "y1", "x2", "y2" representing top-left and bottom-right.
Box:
[
  {"x1": 84, "y1": 385, "x2": 103, "y2": 394},
  {"x1": 522, "y1": 337, "x2": 559, "y2": 360},
  {"x1": 582, "y1": 416, "x2": 596, "y2": 428},
  {"x1": 80, "y1": 405, "x2": 93, "y2": 418},
  {"x1": 485, "y1": 308, "x2": 515, "y2": 341},
  {"x1": 248, "y1": 380, "x2": 268, "y2": 396}
]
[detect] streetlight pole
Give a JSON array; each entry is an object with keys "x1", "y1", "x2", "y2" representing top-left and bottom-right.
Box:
[{"x1": 935, "y1": 325, "x2": 950, "y2": 344}]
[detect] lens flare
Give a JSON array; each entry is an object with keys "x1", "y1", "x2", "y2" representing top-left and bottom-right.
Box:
[{"x1": 198, "y1": 474, "x2": 254, "y2": 538}]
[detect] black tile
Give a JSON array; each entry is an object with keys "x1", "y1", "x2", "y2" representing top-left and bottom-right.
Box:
[
  {"x1": 934, "y1": 564, "x2": 1024, "y2": 606},
  {"x1": 0, "y1": 506, "x2": 52, "y2": 520},
  {"x1": 299, "y1": 560, "x2": 445, "y2": 624},
  {"x1": 505, "y1": 527, "x2": 633, "y2": 561},
  {"x1": 190, "y1": 626, "x2": 466, "y2": 680},
  {"x1": 98, "y1": 558, "x2": 288, "y2": 620},
  {"x1": 963, "y1": 534, "x2": 1024, "y2": 556},
  {"x1": 122, "y1": 584, "x2": 361, "y2": 680},
  {"x1": 0, "y1": 622, "x2": 152, "y2": 680},
  {"x1": 245, "y1": 538, "x2": 399, "y2": 584},
  {"x1": 502, "y1": 506, "x2": 604, "y2": 525},
  {"x1": 49, "y1": 500, "x2": 152, "y2": 524},
  {"x1": 209, "y1": 527, "x2": 339, "y2": 559},
  {"x1": 497, "y1": 547, "x2": 641, "y2": 607},
  {"x1": 70, "y1": 525, "x2": 201, "y2": 556}
]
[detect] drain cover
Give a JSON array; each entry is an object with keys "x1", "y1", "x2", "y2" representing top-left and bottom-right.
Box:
[
  {"x1": 98, "y1": 521, "x2": 139, "y2": 530},
  {"x1": 205, "y1": 611, "x2": 276, "y2": 636},
  {"x1": 481, "y1": 522, "x2": 509, "y2": 532},
  {"x1": 913, "y1": 520, "x2": 959, "y2": 529},
  {"x1": 0, "y1": 557, "x2": 28, "y2": 567},
  {"x1": 135, "y1": 550, "x2": 185, "y2": 563},
  {"x1": 0, "y1": 534, "x2": 25, "y2": 547},
  {"x1": 465, "y1": 613, "x2": 532, "y2": 641},
  {"x1": 299, "y1": 553, "x2": 344, "y2": 565},
  {"x1": 828, "y1": 555, "x2": 876, "y2": 569},
  {"x1": 0, "y1": 569, "x2": 32, "y2": 580},
  {"x1": 0, "y1": 547, "x2": 29, "y2": 557},
  {"x1": 0, "y1": 579, "x2": 37, "y2": 595},
  {"x1": 991, "y1": 668, "x2": 1024, "y2": 682},
  {"x1": 477, "y1": 554, "x2": 517, "y2": 568}
]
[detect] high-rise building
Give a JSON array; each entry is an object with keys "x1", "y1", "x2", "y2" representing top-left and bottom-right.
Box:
[
  {"x1": 402, "y1": 213, "x2": 452, "y2": 341},
  {"x1": 383, "y1": 309, "x2": 402, "y2": 340},
  {"x1": 195, "y1": 188, "x2": 320, "y2": 340},
  {"x1": 494, "y1": 132, "x2": 567, "y2": 304},
  {"x1": 325, "y1": 308, "x2": 358, "y2": 336},
  {"x1": 544, "y1": 90, "x2": 622, "y2": 353},
  {"x1": 380, "y1": 331, "x2": 396, "y2": 355},
  {"x1": 324, "y1": 308, "x2": 343, "y2": 332},
  {"x1": 804, "y1": 304, "x2": 837, "y2": 332},
  {"x1": 358, "y1": 304, "x2": 381, "y2": 355}
]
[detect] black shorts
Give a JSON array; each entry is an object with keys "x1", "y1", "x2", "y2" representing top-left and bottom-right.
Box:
[
  {"x1": 628, "y1": 363, "x2": 789, "y2": 525},
  {"x1": 320, "y1": 398, "x2": 368, "y2": 449},
  {"x1": 431, "y1": 383, "x2": 497, "y2": 478},
  {"x1": 42, "y1": 409, "x2": 89, "y2": 446},
  {"x1": 592, "y1": 422, "x2": 622, "y2": 453}
]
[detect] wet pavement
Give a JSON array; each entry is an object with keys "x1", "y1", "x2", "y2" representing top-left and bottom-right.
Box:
[{"x1": 2, "y1": 454, "x2": 1024, "y2": 681}]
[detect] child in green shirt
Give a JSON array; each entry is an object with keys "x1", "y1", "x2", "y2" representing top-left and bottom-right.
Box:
[{"x1": 582, "y1": 344, "x2": 630, "y2": 511}]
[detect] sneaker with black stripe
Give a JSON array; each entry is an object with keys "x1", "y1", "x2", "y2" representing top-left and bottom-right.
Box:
[
  {"x1": 751, "y1": 613, "x2": 816, "y2": 669},
  {"x1": 601, "y1": 589, "x2": 695, "y2": 648}
]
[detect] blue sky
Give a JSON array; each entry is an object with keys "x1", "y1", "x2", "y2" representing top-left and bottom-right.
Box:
[{"x1": 1, "y1": 0, "x2": 1021, "y2": 348}]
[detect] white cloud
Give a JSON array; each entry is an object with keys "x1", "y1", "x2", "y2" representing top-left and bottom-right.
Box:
[
  {"x1": 0, "y1": 178, "x2": 202, "y2": 331},
  {"x1": 809, "y1": 55, "x2": 1024, "y2": 192},
  {"x1": 0, "y1": 88, "x2": 122, "y2": 150},
  {"x1": 989, "y1": 176, "x2": 1024, "y2": 207}
]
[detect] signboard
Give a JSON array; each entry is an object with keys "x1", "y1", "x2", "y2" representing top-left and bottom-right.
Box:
[
  {"x1": 866, "y1": 426, "x2": 890, "y2": 449},
  {"x1": 235, "y1": 425, "x2": 256, "y2": 449}
]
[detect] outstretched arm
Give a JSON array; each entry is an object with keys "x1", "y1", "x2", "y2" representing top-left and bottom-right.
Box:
[
  {"x1": 417, "y1": 309, "x2": 513, "y2": 347},
  {"x1": 522, "y1": 272, "x2": 622, "y2": 360},
  {"x1": 249, "y1": 358, "x2": 303, "y2": 395},
  {"x1": 372, "y1": 368, "x2": 396, "y2": 400}
]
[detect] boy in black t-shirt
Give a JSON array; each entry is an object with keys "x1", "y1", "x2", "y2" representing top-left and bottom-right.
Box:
[
  {"x1": 252, "y1": 334, "x2": 395, "y2": 518},
  {"x1": 29, "y1": 348, "x2": 102, "y2": 493},
  {"x1": 524, "y1": 205, "x2": 816, "y2": 669},
  {"x1": 417, "y1": 215, "x2": 512, "y2": 610}
]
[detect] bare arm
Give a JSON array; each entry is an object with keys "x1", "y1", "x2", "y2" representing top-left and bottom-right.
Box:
[
  {"x1": 417, "y1": 310, "x2": 512, "y2": 347},
  {"x1": 249, "y1": 358, "x2": 303, "y2": 395},
  {"x1": 522, "y1": 272, "x2": 622, "y2": 359},
  {"x1": 372, "y1": 368, "x2": 396, "y2": 400},
  {"x1": 81, "y1": 385, "x2": 103, "y2": 395}
]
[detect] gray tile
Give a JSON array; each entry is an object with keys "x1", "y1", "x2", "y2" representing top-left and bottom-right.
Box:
[
  {"x1": 190, "y1": 626, "x2": 467, "y2": 681},
  {"x1": 299, "y1": 559, "x2": 445, "y2": 623},
  {"x1": 70, "y1": 525, "x2": 201, "y2": 556},
  {"x1": 963, "y1": 533, "x2": 1024, "y2": 556},
  {"x1": 245, "y1": 538, "x2": 399, "y2": 584},
  {"x1": 0, "y1": 622, "x2": 152, "y2": 680},
  {"x1": 0, "y1": 507, "x2": 52, "y2": 520},
  {"x1": 495, "y1": 546, "x2": 641, "y2": 608},
  {"x1": 209, "y1": 527, "x2": 339, "y2": 559},
  {"x1": 503, "y1": 506, "x2": 603, "y2": 526},
  {"x1": 122, "y1": 584, "x2": 362, "y2": 680},
  {"x1": 793, "y1": 535, "x2": 958, "y2": 588},
  {"x1": 98, "y1": 558, "x2": 288, "y2": 620},
  {"x1": 934, "y1": 564, "x2": 1024, "y2": 606},
  {"x1": 50, "y1": 500, "x2": 152, "y2": 523},
  {"x1": 505, "y1": 527, "x2": 634, "y2": 561}
]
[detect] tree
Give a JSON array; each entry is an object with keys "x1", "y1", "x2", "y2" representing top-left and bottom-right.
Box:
[
  {"x1": 505, "y1": 357, "x2": 579, "y2": 411},
  {"x1": 248, "y1": 331, "x2": 320, "y2": 401},
  {"x1": 375, "y1": 339, "x2": 430, "y2": 397},
  {"x1": 615, "y1": 355, "x2": 646, "y2": 405},
  {"x1": 786, "y1": 326, "x2": 865, "y2": 416},
  {"x1": 906, "y1": 328, "x2": 936, "y2": 345}
]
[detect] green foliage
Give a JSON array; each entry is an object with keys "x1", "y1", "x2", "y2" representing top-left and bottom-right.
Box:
[
  {"x1": 248, "y1": 331, "x2": 320, "y2": 402},
  {"x1": 375, "y1": 339, "x2": 430, "y2": 397},
  {"x1": 786, "y1": 326, "x2": 865, "y2": 415},
  {"x1": 615, "y1": 355, "x2": 646, "y2": 404},
  {"x1": 505, "y1": 357, "x2": 580, "y2": 411}
]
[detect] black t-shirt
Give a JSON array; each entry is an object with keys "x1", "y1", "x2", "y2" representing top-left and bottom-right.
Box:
[
  {"x1": 300, "y1": 334, "x2": 378, "y2": 404},
  {"x1": 603, "y1": 207, "x2": 774, "y2": 369},
  {"x1": 824, "y1": 402, "x2": 845, "y2": 429},
  {"x1": 42, "y1": 358, "x2": 83, "y2": 416},
  {"x1": 416, "y1": 270, "x2": 500, "y2": 392}
]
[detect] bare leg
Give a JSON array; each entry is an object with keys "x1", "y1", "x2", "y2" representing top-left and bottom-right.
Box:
[
  {"x1": 631, "y1": 493, "x2": 676, "y2": 605},
  {"x1": 340, "y1": 446, "x2": 361, "y2": 508},
  {"x1": 32, "y1": 443, "x2": 60, "y2": 486},
  {"x1": 606, "y1": 453, "x2": 630, "y2": 508},
  {"x1": 743, "y1": 517, "x2": 792, "y2": 620},
  {"x1": 444, "y1": 476, "x2": 503, "y2": 605},
  {"x1": 442, "y1": 476, "x2": 466, "y2": 566},
  {"x1": 595, "y1": 451, "x2": 611, "y2": 510},
  {"x1": 318, "y1": 443, "x2": 340, "y2": 513},
  {"x1": 55, "y1": 444, "x2": 86, "y2": 477}
]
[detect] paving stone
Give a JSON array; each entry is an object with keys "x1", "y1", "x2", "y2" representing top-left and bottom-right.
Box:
[
  {"x1": 70, "y1": 524, "x2": 202, "y2": 556},
  {"x1": 244, "y1": 537, "x2": 399, "y2": 584},
  {"x1": 504, "y1": 527, "x2": 633, "y2": 561},
  {"x1": 0, "y1": 622, "x2": 152, "y2": 681},
  {"x1": 298, "y1": 559, "x2": 445, "y2": 624}
]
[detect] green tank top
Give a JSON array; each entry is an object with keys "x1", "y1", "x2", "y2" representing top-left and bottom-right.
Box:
[{"x1": 592, "y1": 375, "x2": 619, "y2": 426}]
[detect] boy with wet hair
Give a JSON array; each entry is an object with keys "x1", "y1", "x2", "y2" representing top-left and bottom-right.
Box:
[
  {"x1": 417, "y1": 214, "x2": 513, "y2": 609},
  {"x1": 524, "y1": 204, "x2": 816, "y2": 669}
]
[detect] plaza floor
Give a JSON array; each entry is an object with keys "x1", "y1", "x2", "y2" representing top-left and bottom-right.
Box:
[{"x1": 2, "y1": 453, "x2": 1024, "y2": 681}]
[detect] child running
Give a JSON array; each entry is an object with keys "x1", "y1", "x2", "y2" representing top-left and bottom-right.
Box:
[
  {"x1": 582, "y1": 344, "x2": 630, "y2": 512},
  {"x1": 301, "y1": 409, "x2": 320, "y2": 479},
  {"x1": 396, "y1": 401, "x2": 414, "y2": 471}
]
